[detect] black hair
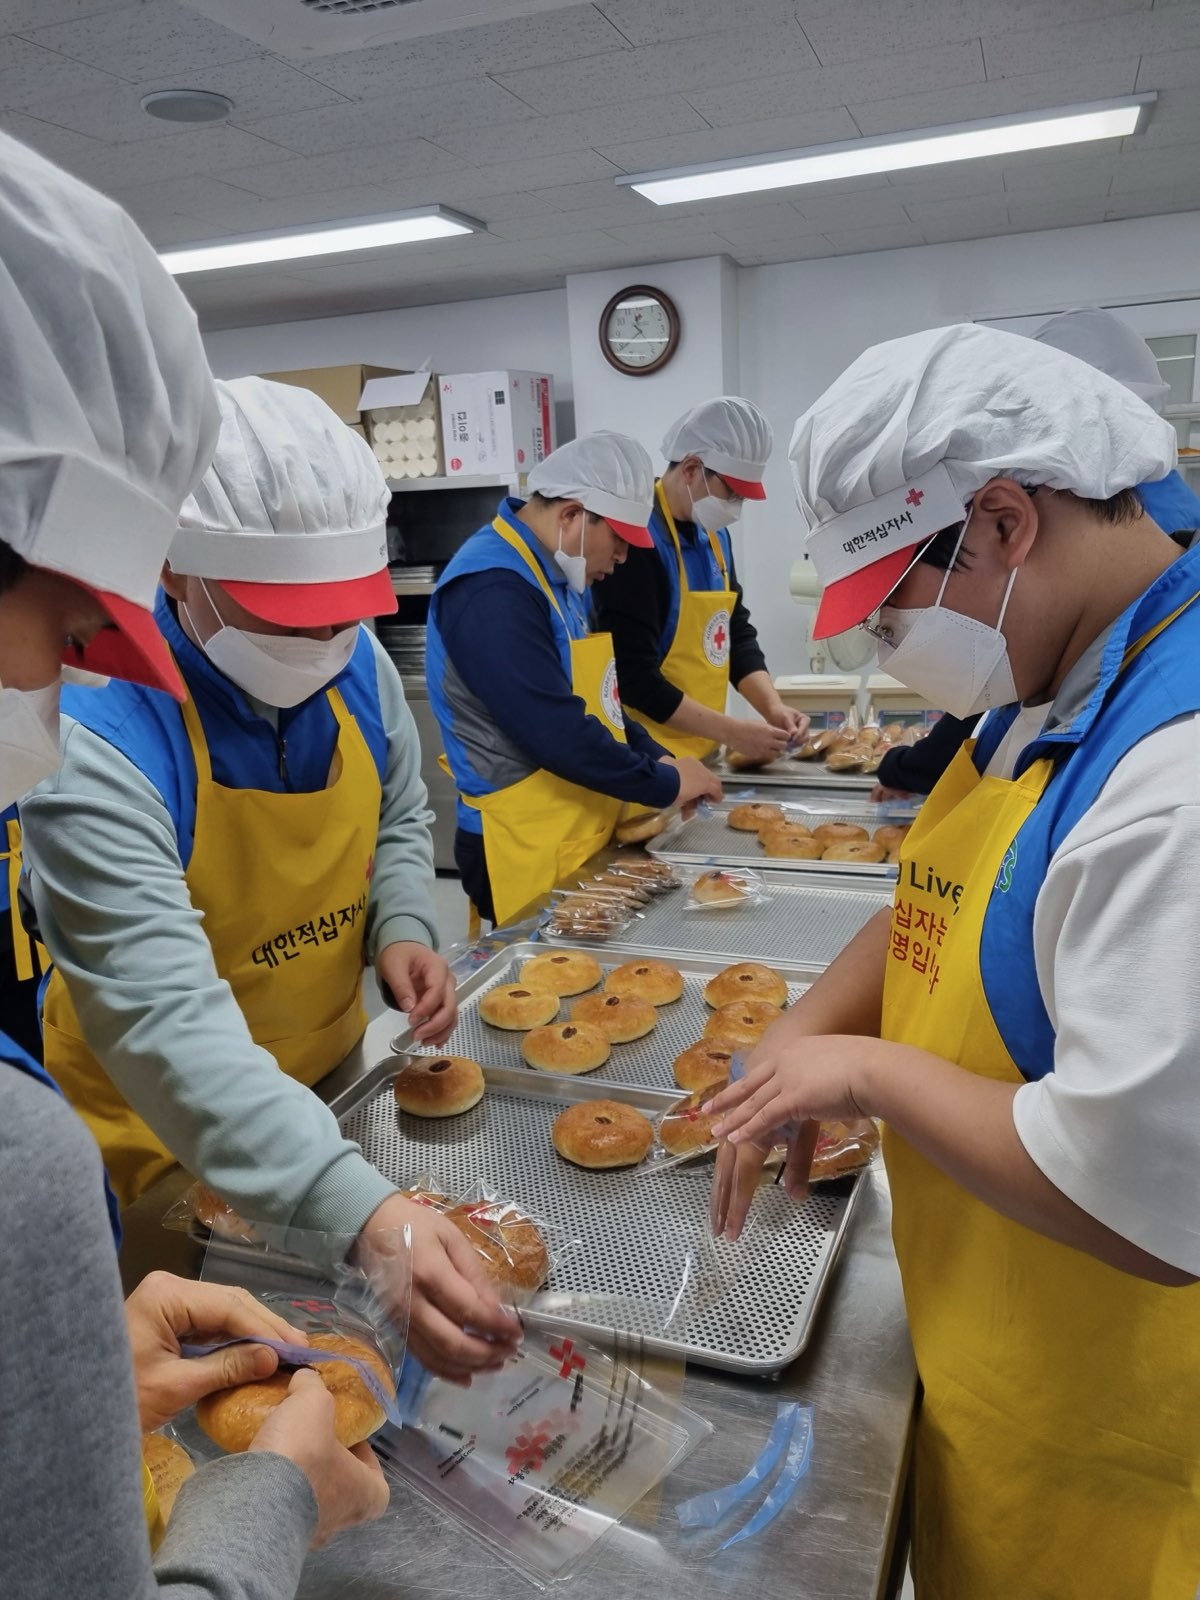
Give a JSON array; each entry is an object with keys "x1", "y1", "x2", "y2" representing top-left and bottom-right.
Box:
[
  {"x1": 0, "y1": 539, "x2": 28, "y2": 596},
  {"x1": 916, "y1": 485, "x2": 1143, "y2": 574},
  {"x1": 527, "y1": 493, "x2": 602, "y2": 524}
]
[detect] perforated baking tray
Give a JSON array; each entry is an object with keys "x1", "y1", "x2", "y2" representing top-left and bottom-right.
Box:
[
  {"x1": 709, "y1": 754, "x2": 876, "y2": 791},
  {"x1": 403, "y1": 941, "x2": 814, "y2": 1092},
  {"x1": 332, "y1": 1059, "x2": 862, "y2": 1376},
  {"x1": 648, "y1": 800, "x2": 900, "y2": 879},
  {"x1": 565, "y1": 872, "x2": 891, "y2": 967}
]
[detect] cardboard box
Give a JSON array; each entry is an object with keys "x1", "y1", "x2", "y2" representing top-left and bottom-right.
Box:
[
  {"x1": 259, "y1": 364, "x2": 405, "y2": 426},
  {"x1": 439, "y1": 371, "x2": 554, "y2": 478},
  {"x1": 361, "y1": 371, "x2": 445, "y2": 480}
]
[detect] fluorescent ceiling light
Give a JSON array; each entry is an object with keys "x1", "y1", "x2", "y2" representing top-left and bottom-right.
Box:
[
  {"x1": 160, "y1": 207, "x2": 480, "y2": 275},
  {"x1": 619, "y1": 95, "x2": 1155, "y2": 206}
]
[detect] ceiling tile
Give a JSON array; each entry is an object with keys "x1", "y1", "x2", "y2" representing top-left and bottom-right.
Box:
[
  {"x1": 495, "y1": 22, "x2": 820, "y2": 116},
  {"x1": 822, "y1": 221, "x2": 929, "y2": 251},
  {"x1": 0, "y1": 48, "x2": 124, "y2": 115},
  {"x1": 429, "y1": 94, "x2": 708, "y2": 167},
  {"x1": 68, "y1": 123, "x2": 290, "y2": 187},
  {"x1": 883, "y1": 157, "x2": 1011, "y2": 202},
  {"x1": 1106, "y1": 138, "x2": 1200, "y2": 192},
  {"x1": 209, "y1": 138, "x2": 471, "y2": 199},
  {"x1": 401, "y1": 149, "x2": 624, "y2": 202},
  {"x1": 598, "y1": 106, "x2": 861, "y2": 173},
  {"x1": 530, "y1": 178, "x2": 639, "y2": 211},
  {"x1": 850, "y1": 59, "x2": 1137, "y2": 136},
  {"x1": 901, "y1": 194, "x2": 1007, "y2": 229},
  {"x1": 914, "y1": 218, "x2": 1015, "y2": 245},
  {"x1": 485, "y1": 200, "x2": 650, "y2": 241},
  {"x1": 981, "y1": 7, "x2": 1200, "y2": 79},
  {"x1": 1136, "y1": 42, "x2": 1200, "y2": 91},
  {"x1": 798, "y1": 0, "x2": 1147, "y2": 67},
  {"x1": 21, "y1": 3, "x2": 261, "y2": 81},
  {"x1": 1123, "y1": 85, "x2": 1200, "y2": 150},
  {"x1": 103, "y1": 171, "x2": 269, "y2": 220},
  {"x1": 433, "y1": 188, "x2": 562, "y2": 224},
  {"x1": 1000, "y1": 153, "x2": 1117, "y2": 195},
  {"x1": 602, "y1": 217, "x2": 744, "y2": 250},
  {"x1": 697, "y1": 40, "x2": 984, "y2": 128},
  {"x1": 698, "y1": 201, "x2": 829, "y2": 244},
  {"x1": 732, "y1": 237, "x2": 841, "y2": 265},
  {"x1": 792, "y1": 189, "x2": 912, "y2": 227},
  {"x1": 295, "y1": 8, "x2": 629, "y2": 99},
  {"x1": 0, "y1": 0, "x2": 136, "y2": 29},
  {"x1": 1104, "y1": 183, "x2": 1200, "y2": 220},
  {"x1": 0, "y1": 110, "x2": 107, "y2": 165},
  {"x1": 597, "y1": 0, "x2": 800, "y2": 47},
  {"x1": 241, "y1": 79, "x2": 534, "y2": 159},
  {"x1": 1005, "y1": 196, "x2": 1112, "y2": 230}
]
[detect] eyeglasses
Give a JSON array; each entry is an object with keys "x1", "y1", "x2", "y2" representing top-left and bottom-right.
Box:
[{"x1": 856, "y1": 532, "x2": 941, "y2": 642}]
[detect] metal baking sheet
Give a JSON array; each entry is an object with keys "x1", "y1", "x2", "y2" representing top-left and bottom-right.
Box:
[
  {"x1": 564, "y1": 871, "x2": 892, "y2": 968},
  {"x1": 402, "y1": 941, "x2": 815, "y2": 1093},
  {"x1": 332, "y1": 1058, "x2": 863, "y2": 1376},
  {"x1": 648, "y1": 799, "x2": 900, "y2": 879},
  {"x1": 709, "y1": 754, "x2": 877, "y2": 791}
]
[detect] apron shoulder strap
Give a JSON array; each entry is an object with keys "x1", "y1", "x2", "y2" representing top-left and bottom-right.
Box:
[
  {"x1": 655, "y1": 480, "x2": 730, "y2": 586},
  {"x1": 492, "y1": 518, "x2": 566, "y2": 621}
]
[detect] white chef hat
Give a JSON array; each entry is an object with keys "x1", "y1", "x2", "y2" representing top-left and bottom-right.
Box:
[
  {"x1": 789, "y1": 323, "x2": 1177, "y2": 639},
  {"x1": 0, "y1": 131, "x2": 219, "y2": 698},
  {"x1": 661, "y1": 396, "x2": 773, "y2": 499},
  {"x1": 1032, "y1": 307, "x2": 1171, "y2": 413},
  {"x1": 526, "y1": 431, "x2": 655, "y2": 546},
  {"x1": 171, "y1": 377, "x2": 396, "y2": 626}
]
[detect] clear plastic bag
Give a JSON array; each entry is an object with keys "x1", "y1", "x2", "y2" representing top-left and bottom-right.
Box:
[{"x1": 683, "y1": 866, "x2": 772, "y2": 912}]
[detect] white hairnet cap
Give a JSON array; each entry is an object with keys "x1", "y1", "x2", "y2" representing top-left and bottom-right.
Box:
[
  {"x1": 1033, "y1": 307, "x2": 1170, "y2": 413},
  {"x1": 0, "y1": 131, "x2": 219, "y2": 695},
  {"x1": 790, "y1": 322, "x2": 1177, "y2": 639},
  {"x1": 661, "y1": 396, "x2": 773, "y2": 497},
  {"x1": 526, "y1": 430, "x2": 656, "y2": 545},
  {"x1": 171, "y1": 377, "x2": 396, "y2": 626}
]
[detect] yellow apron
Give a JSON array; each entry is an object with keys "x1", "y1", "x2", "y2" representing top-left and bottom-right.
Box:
[
  {"x1": 142, "y1": 1459, "x2": 164, "y2": 1551},
  {"x1": 457, "y1": 519, "x2": 627, "y2": 927},
  {"x1": 626, "y1": 480, "x2": 735, "y2": 762},
  {"x1": 2, "y1": 815, "x2": 48, "y2": 983},
  {"x1": 883, "y1": 619, "x2": 1200, "y2": 1598},
  {"x1": 44, "y1": 683, "x2": 381, "y2": 1207}
]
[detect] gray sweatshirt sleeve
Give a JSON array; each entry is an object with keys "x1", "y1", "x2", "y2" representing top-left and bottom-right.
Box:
[
  {"x1": 0, "y1": 1069, "x2": 317, "y2": 1600},
  {"x1": 20, "y1": 719, "x2": 396, "y2": 1239},
  {"x1": 361, "y1": 630, "x2": 440, "y2": 966}
]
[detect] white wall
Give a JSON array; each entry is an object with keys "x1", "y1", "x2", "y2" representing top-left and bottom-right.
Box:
[{"x1": 737, "y1": 210, "x2": 1200, "y2": 677}]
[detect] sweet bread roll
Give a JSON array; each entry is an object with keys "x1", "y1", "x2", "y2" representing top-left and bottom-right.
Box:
[
  {"x1": 142, "y1": 1432, "x2": 194, "y2": 1522},
  {"x1": 604, "y1": 958, "x2": 684, "y2": 1006},
  {"x1": 881, "y1": 723, "x2": 904, "y2": 743},
  {"x1": 570, "y1": 991, "x2": 657, "y2": 1042},
  {"x1": 197, "y1": 1332, "x2": 393, "y2": 1454},
  {"x1": 856, "y1": 726, "x2": 883, "y2": 747},
  {"x1": 479, "y1": 983, "x2": 560, "y2": 1030},
  {"x1": 190, "y1": 1182, "x2": 253, "y2": 1241},
  {"x1": 703, "y1": 999, "x2": 783, "y2": 1048},
  {"x1": 521, "y1": 1020, "x2": 611, "y2": 1073},
  {"x1": 812, "y1": 822, "x2": 869, "y2": 847},
  {"x1": 551, "y1": 1100, "x2": 654, "y2": 1169},
  {"x1": 614, "y1": 809, "x2": 668, "y2": 845},
  {"x1": 704, "y1": 962, "x2": 789, "y2": 1009},
  {"x1": 725, "y1": 749, "x2": 769, "y2": 771},
  {"x1": 691, "y1": 869, "x2": 749, "y2": 906},
  {"x1": 792, "y1": 738, "x2": 820, "y2": 760},
  {"x1": 400, "y1": 1185, "x2": 450, "y2": 1210},
  {"x1": 873, "y1": 824, "x2": 911, "y2": 852},
  {"x1": 811, "y1": 729, "x2": 843, "y2": 753},
  {"x1": 727, "y1": 802, "x2": 783, "y2": 832},
  {"x1": 811, "y1": 1118, "x2": 881, "y2": 1180},
  {"x1": 659, "y1": 1081, "x2": 728, "y2": 1157},
  {"x1": 393, "y1": 1055, "x2": 485, "y2": 1117},
  {"x1": 759, "y1": 825, "x2": 822, "y2": 859},
  {"x1": 823, "y1": 840, "x2": 886, "y2": 864},
  {"x1": 519, "y1": 951, "x2": 602, "y2": 997},
  {"x1": 825, "y1": 749, "x2": 867, "y2": 772},
  {"x1": 612, "y1": 859, "x2": 676, "y2": 885},
  {"x1": 445, "y1": 1201, "x2": 549, "y2": 1292},
  {"x1": 673, "y1": 1040, "x2": 736, "y2": 1091}
]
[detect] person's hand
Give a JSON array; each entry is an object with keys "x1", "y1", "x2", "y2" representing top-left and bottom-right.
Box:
[
  {"x1": 710, "y1": 1136, "x2": 776, "y2": 1243},
  {"x1": 724, "y1": 717, "x2": 789, "y2": 764},
  {"x1": 869, "y1": 782, "x2": 911, "y2": 804},
  {"x1": 377, "y1": 941, "x2": 457, "y2": 1046},
  {"x1": 764, "y1": 701, "x2": 810, "y2": 743},
  {"x1": 125, "y1": 1272, "x2": 308, "y2": 1433},
  {"x1": 358, "y1": 1194, "x2": 522, "y2": 1383},
  {"x1": 661, "y1": 755, "x2": 723, "y2": 813},
  {"x1": 249, "y1": 1368, "x2": 390, "y2": 1547}
]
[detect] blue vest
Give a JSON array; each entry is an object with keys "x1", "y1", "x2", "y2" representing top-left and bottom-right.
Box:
[
  {"x1": 646, "y1": 501, "x2": 733, "y2": 660},
  {"x1": 60, "y1": 594, "x2": 389, "y2": 868},
  {"x1": 1136, "y1": 469, "x2": 1200, "y2": 538},
  {"x1": 426, "y1": 499, "x2": 589, "y2": 832},
  {"x1": 973, "y1": 545, "x2": 1200, "y2": 1080}
]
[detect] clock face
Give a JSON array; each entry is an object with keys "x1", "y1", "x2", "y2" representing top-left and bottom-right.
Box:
[{"x1": 604, "y1": 291, "x2": 674, "y2": 371}]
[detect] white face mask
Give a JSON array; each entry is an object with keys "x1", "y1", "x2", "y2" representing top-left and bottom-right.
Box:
[
  {"x1": 689, "y1": 470, "x2": 742, "y2": 534},
  {"x1": 186, "y1": 580, "x2": 358, "y2": 709},
  {"x1": 0, "y1": 680, "x2": 62, "y2": 808},
  {"x1": 873, "y1": 514, "x2": 1019, "y2": 720},
  {"x1": 553, "y1": 512, "x2": 589, "y2": 595}
]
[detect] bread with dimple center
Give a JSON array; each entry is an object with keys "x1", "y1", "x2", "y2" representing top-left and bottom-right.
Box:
[
  {"x1": 393, "y1": 1055, "x2": 485, "y2": 1117},
  {"x1": 142, "y1": 1432, "x2": 194, "y2": 1522},
  {"x1": 604, "y1": 958, "x2": 684, "y2": 1006},
  {"x1": 759, "y1": 824, "x2": 821, "y2": 859},
  {"x1": 570, "y1": 991, "x2": 657, "y2": 1042},
  {"x1": 552, "y1": 1100, "x2": 654, "y2": 1168},
  {"x1": 813, "y1": 821, "x2": 869, "y2": 847},
  {"x1": 196, "y1": 1332, "x2": 394, "y2": 1454},
  {"x1": 521, "y1": 1020, "x2": 611, "y2": 1073},
  {"x1": 445, "y1": 1202, "x2": 549, "y2": 1292},
  {"x1": 659, "y1": 1079, "x2": 728, "y2": 1157},
  {"x1": 823, "y1": 839, "x2": 886, "y2": 863},
  {"x1": 479, "y1": 982, "x2": 560, "y2": 1031},
  {"x1": 614, "y1": 809, "x2": 667, "y2": 844},
  {"x1": 873, "y1": 824, "x2": 910, "y2": 852},
  {"x1": 519, "y1": 951, "x2": 602, "y2": 997},
  {"x1": 704, "y1": 962, "x2": 789, "y2": 1009},
  {"x1": 703, "y1": 998, "x2": 782, "y2": 1047},
  {"x1": 691, "y1": 869, "x2": 749, "y2": 905},
  {"x1": 727, "y1": 802, "x2": 783, "y2": 832},
  {"x1": 673, "y1": 1040, "x2": 736, "y2": 1091}
]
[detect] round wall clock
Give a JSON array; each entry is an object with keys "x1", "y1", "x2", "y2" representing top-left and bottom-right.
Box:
[{"x1": 599, "y1": 284, "x2": 681, "y2": 375}]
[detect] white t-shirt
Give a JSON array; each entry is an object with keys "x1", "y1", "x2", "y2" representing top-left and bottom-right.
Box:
[{"x1": 983, "y1": 710, "x2": 1200, "y2": 1274}]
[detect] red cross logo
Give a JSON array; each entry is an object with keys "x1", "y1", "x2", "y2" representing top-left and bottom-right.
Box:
[
  {"x1": 548, "y1": 1338, "x2": 586, "y2": 1379},
  {"x1": 905, "y1": 488, "x2": 924, "y2": 507},
  {"x1": 289, "y1": 1297, "x2": 333, "y2": 1315},
  {"x1": 713, "y1": 624, "x2": 727, "y2": 653},
  {"x1": 505, "y1": 1427, "x2": 551, "y2": 1475}
]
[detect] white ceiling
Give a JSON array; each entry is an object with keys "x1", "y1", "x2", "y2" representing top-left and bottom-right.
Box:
[{"x1": 4, "y1": 0, "x2": 1200, "y2": 328}]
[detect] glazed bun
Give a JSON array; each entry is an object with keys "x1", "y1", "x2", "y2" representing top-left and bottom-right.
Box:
[
  {"x1": 445, "y1": 1201, "x2": 549, "y2": 1293},
  {"x1": 570, "y1": 991, "x2": 657, "y2": 1042},
  {"x1": 759, "y1": 824, "x2": 822, "y2": 859},
  {"x1": 614, "y1": 809, "x2": 668, "y2": 845},
  {"x1": 190, "y1": 1183, "x2": 254, "y2": 1241},
  {"x1": 813, "y1": 822, "x2": 869, "y2": 847},
  {"x1": 658, "y1": 1081, "x2": 727, "y2": 1157},
  {"x1": 479, "y1": 982, "x2": 560, "y2": 1031},
  {"x1": 521, "y1": 1020, "x2": 611, "y2": 1074},
  {"x1": 825, "y1": 748, "x2": 867, "y2": 772},
  {"x1": 811, "y1": 1119, "x2": 881, "y2": 1180},
  {"x1": 604, "y1": 958, "x2": 684, "y2": 1006},
  {"x1": 672, "y1": 1040, "x2": 736, "y2": 1091},
  {"x1": 551, "y1": 1100, "x2": 654, "y2": 1169},
  {"x1": 393, "y1": 1055, "x2": 485, "y2": 1117},
  {"x1": 703, "y1": 962, "x2": 789, "y2": 1009},
  {"x1": 727, "y1": 802, "x2": 783, "y2": 832},
  {"x1": 519, "y1": 951, "x2": 602, "y2": 997},
  {"x1": 196, "y1": 1332, "x2": 393, "y2": 1454},
  {"x1": 703, "y1": 998, "x2": 782, "y2": 1048},
  {"x1": 823, "y1": 840, "x2": 886, "y2": 863},
  {"x1": 873, "y1": 824, "x2": 911, "y2": 852},
  {"x1": 142, "y1": 1432, "x2": 194, "y2": 1522},
  {"x1": 691, "y1": 869, "x2": 748, "y2": 906}
]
